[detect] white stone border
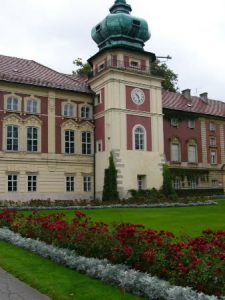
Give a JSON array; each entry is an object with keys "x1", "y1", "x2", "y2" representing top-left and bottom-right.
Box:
[
  {"x1": 0, "y1": 228, "x2": 223, "y2": 300},
  {"x1": 1, "y1": 200, "x2": 217, "y2": 211}
]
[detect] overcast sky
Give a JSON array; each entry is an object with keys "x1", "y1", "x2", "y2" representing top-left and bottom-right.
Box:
[{"x1": 0, "y1": 0, "x2": 225, "y2": 100}]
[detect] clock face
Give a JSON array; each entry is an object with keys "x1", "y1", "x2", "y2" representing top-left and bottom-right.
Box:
[{"x1": 131, "y1": 88, "x2": 145, "y2": 105}]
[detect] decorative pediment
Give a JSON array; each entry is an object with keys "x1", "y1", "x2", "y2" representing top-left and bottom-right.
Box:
[
  {"x1": 24, "y1": 115, "x2": 42, "y2": 126},
  {"x1": 61, "y1": 119, "x2": 79, "y2": 130},
  {"x1": 3, "y1": 114, "x2": 23, "y2": 125},
  {"x1": 80, "y1": 120, "x2": 94, "y2": 131}
]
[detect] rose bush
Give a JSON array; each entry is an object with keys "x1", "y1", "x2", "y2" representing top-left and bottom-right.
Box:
[{"x1": 0, "y1": 209, "x2": 224, "y2": 297}]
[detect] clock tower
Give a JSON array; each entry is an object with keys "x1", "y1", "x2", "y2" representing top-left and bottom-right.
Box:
[{"x1": 88, "y1": 0, "x2": 164, "y2": 199}]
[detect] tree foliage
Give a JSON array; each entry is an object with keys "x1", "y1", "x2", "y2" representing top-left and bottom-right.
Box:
[
  {"x1": 102, "y1": 152, "x2": 119, "y2": 201},
  {"x1": 151, "y1": 61, "x2": 178, "y2": 92},
  {"x1": 73, "y1": 58, "x2": 92, "y2": 76},
  {"x1": 161, "y1": 164, "x2": 175, "y2": 197}
]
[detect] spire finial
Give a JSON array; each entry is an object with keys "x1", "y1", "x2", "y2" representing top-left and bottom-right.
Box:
[{"x1": 109, "y1": 0, "x2": 132, "y2": 14}]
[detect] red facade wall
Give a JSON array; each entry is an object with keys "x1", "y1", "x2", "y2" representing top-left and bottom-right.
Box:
[
  {"x1": 126, "y1": 86, "x2": 150, "y2": 112},
  {"x1": 127, "y1": 115, "x2": 151, "y2": 151},
  {"x1": 164, "y1": 118, "x2": 202, "y2": 163},
  {"x1": 94, "y1": 88, "x2": 105, "y2": 114},
  {"x1": 95, "y1": 116, "x2": 105, "y2": 151},
  {"x1": 0, "y1": 91, "x2": 48, "y2": 153}
]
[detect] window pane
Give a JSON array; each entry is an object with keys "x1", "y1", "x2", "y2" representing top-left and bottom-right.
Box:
[
  {"x1": 64, "y1": 130, "x2": 75, "y2": 154},
  {"x1": 171, "y1": 144, "x2": 179, "y2": 161},
  {"x1": 188, "y1": 145, "x2": 197, "y2": 163},
  {"x1": 7, "y1": 126, "x2": 18, "y2": 151}
]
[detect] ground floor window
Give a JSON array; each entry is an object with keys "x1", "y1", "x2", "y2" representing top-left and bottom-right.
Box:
[
  {"x1": 83, "y1": 176, "x2": 91, "y2": 192},
  {"x1": 137, "y1": 175, "x2": 146, "y2": 190},
  {"x1": 188, "y1": 178, "x2": 198, "y2": 189},
  {"x1": 8, "y1": 175, "x2": 17, "y2": 192},
  {"x1": 66, "y1": 176, "x2": 75, "y2": 192},
  {"x1": 28, "y1": 175, "x2": 37, "y2": 192},
  {"x1": 173, "y1": 178, "x2": 181, "y2": 189}
]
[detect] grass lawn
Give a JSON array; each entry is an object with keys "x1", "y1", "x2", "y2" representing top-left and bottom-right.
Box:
[
  {"x1": 46, "y1": 200, "x2": 225, "y2": 237},
  {"x1": 0, "y1": 240, "x2": 143, "y2": 300}
]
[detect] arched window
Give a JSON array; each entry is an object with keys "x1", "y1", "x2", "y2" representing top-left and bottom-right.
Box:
[
  {"x1": 188, "y1": 139, "x2": 198, "y2": 163},
  {"x1": 63, "y1": 103, "x2": 75, "y2": 117},
  {"x1": 170, "y1": 137, "x2": 180, "y2": 162},
  {"x1": 133, "y1": 125, "x2": 145, "y2": 150},
  {"x1": 81, "y1": 106, "x2": 92, "y2": 119},
  {"x1": 7, "y1": 96, "x2": 19, "y2": 111}
]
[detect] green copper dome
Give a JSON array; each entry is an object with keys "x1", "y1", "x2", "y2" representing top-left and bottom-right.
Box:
[{"x1": 91, "y1": 0, "x2": 150, "y2": 51}]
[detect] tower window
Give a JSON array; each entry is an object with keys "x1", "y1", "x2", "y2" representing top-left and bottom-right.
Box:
[{"x1": 133, "y1": 20, "x2": 140, "y2": 27}]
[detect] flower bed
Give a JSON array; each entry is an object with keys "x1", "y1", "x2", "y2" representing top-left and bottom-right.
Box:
[{"x1": 0, "y1": 209, "x2": 225, "y2": 298}]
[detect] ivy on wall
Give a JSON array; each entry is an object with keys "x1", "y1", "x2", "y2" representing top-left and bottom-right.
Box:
[
  {"x1": 170, "y1": 168, "x2": 209, "y2": 183},
  {"x1": 163, "y1": 109, "x2": 198, "y2": 121}
]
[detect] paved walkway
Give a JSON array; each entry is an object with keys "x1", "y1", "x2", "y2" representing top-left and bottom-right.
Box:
[{"x1": 0, "y1": 267, "x2": 51, "y2": 300}]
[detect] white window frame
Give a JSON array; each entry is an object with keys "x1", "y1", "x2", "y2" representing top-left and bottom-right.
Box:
[
  {"x1": 133, "y1": 125, "x2": 146, "y2": 151},
  {"x1": 209, "y1": 122, "x2": 216, "y2": 132},
  {"x1": 81, "y1": 131, "x2": 92, "y2": 155},
  {"x1": 28, "y1": 175, "x2": 37, "y2": 192},
  {"x1": 210, "y1": 150, "x2": 217, "y2": 164},
  {"x1": 188, "y1": 143, "x2": 198, "y2": 163},
  {"x1": 188, "y1": 119, "x2": 195, "y2": 129},
  {"x1": 137, "y1": 175, "x2": 146, "y2": 190},
  {"x1": 6, "y1": 125, "x2": 19, "y2": 151},
  {"x1": 171, "y1": 143, "x2": 180, "y2": 162},
  {"x1": 8, "y1": 174, "x2": 18, "y2": 192},
  {"x1": 25, "y1": 98, "x2": 40, "y2": 114},
  {"x1": 96, "y1": 140, "x2": 103, "y2": 152},
  {"x1": 83, "y1": 176, "x2": 91, "y2": 192},
  {"x1": 210, "y1": 136, "x2": 216, "y2": 147},
  {"x1": 80, "y1": 105, "x2": 92, "y2": 119},
  {"x1": 66, "y1": 176, "x2": 75, "y2": 192},
  {"x1": 189, "y1": 178, "x2": 198, "y2": 189},
  {"x1": 63, "y1": 102, "x2": 76, "y2": 118},
  {"x1": 6, "y1": 96, "x2": 19, "y2": 111},
  {"x1": 64, "y1": 130, "x2": 75, "y2": 154},
  {"x1": 173, "y1": 178, "x2": 181, "y2": 189},
  {"x1": 95, "y1": 93, "x2": 101, "y2": 106},
  {"x1": 27, "y1": 127, "x2": 38, "y2": 152},
  {"x1": 211, "y1": 179, "x2": 218, "y2": 188}
]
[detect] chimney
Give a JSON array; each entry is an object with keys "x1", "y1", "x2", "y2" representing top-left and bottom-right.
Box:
[
  {"x1": 182, "y1": 89, "x2": 191, "y2": 101},
  {"x1": 200, "y1": 92, "x2": 208, "y2": 103}
]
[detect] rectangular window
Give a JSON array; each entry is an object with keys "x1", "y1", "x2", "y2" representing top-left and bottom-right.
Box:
[
  {"x1": 96, "y1": 140, "x2": 102, "y2": 152},
  {"x1": 188, "y1": 119, "x2": 195, "y2": 129},
  {"x1": 209, "y1": 122, "x2": 216, "y2": 131},
  {"x1": 137, "y1": 175, "x2": 146, "y2": 190},
  {"x1": 211, "y1": 180, "x2": 218, "y2": 188},
  {"x1": 171, "y1": 144, "x2": 179, "y2": 162},
  {"x1": 26, "y1": 99, "x2": 38, "y2": 113},
  {"x1": 83, "y1": 176, "x2": 91, "y2": 192},
  {"x1": 64, "y1": 130, "x2": 75, "y2": 154},
  {"x1": 188, "y1": 145, "x2": 197, "y2": 163},
  {"x1": 210, "y1": 136, "x2": 216, "y2": 147},
  {"x1": 130, "y1": 60, "x2": 139, "y2": 68},
  {"x1": 171, "y1": 118, "x2": 178, "y2": 127},
  {"x1": 8, "y1": 175, "x2": 17, "y2": 192},
  {"x1": 210, "y1": 150, "x2": 217, "y2": 164},
  {"x1": 7, "y1": 125, "x2": 18, "y2": 151},
  {"x1": 82, "y1": 132, "x2": 92, "y2": 154},
  {"x1": 173, "y1": 178, "x2": 181, "y2": 189},
  {"x1": 27, "y1": 127, "x2": 38, "y2": 152},
  {"x1": 66, "y1": 176, "x2": 75, "y2": 192},
  {"x1": 28, "y1": 175, "x2": 37, "y2": 192},
  {"x1": 189, "y1": 179, "x2": 197, "y2": 189},
  {"x1": 95, "y1": 93, "x2": 101, "y2": 105}
]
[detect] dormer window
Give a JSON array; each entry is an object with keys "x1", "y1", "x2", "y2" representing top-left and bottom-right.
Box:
[
  {"x1": 96, "y1": 25, "x2": 101, "y2": 32},
  {"x1": 133, "y1": 20, "x2": 140, "y2": 27},
  {"x1": 171, "y1": 118, "x2": 178, "y2": 127},
  {"x1": 7, "y1": 96, "x2": 19, "y2": 111},
  {"x1": 98, "y1": 63, "x2": 105, "y2": 71}
]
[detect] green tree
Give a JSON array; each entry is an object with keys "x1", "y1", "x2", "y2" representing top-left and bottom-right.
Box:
[
  {"x1": 102, "y1": 152, "x2": 119, "y2": 201},
  {"x1": 72, "y1": 58, "x2": 92, "y2": 76},
  {"x1": 162, "y1": 164, "x2": 175, "y2": 197},
  {"x1": 151, "y1": 61, "x2": 178, "y2": 92}
]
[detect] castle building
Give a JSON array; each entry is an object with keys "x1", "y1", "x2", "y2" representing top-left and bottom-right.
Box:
[{"x1": 0, "y1": 0, "x2": 224, "y2": 201}]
